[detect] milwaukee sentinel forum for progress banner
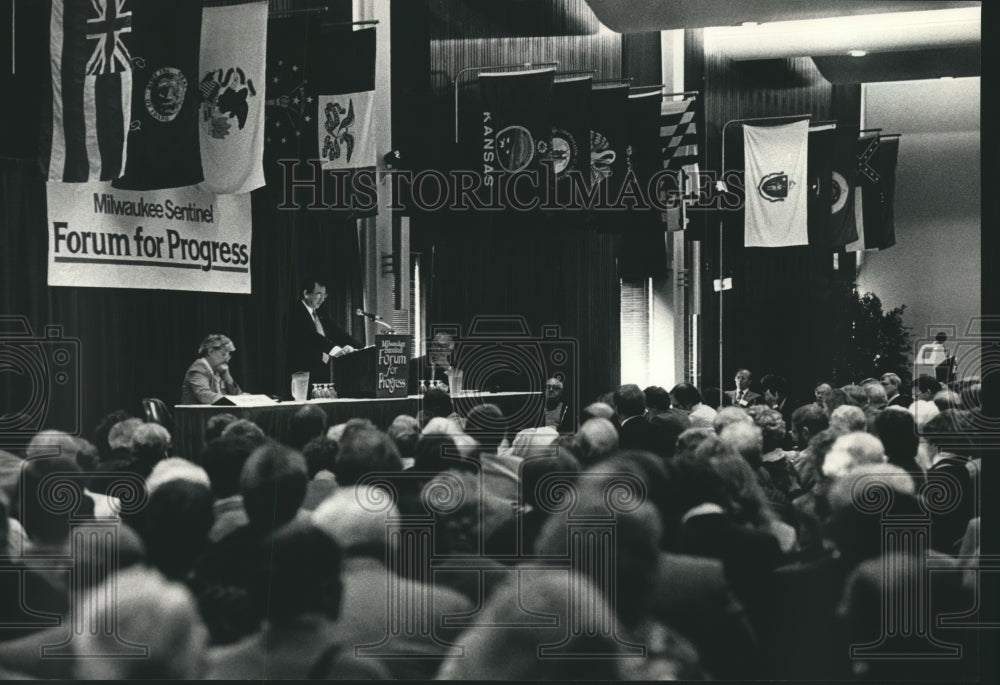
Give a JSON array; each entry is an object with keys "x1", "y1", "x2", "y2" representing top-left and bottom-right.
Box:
[{"x1": 46, "y1": 182, "x2": 252, "y2": 294}]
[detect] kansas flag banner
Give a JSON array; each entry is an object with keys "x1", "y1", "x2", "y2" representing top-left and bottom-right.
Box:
[
  {"x1": 197, "y1": 0, "x2": 267, "y2": 195},
  {"x1": 113, "y1": 0, "x2": 202, "y2": 190},
  {"x1": 45, "y1": 0, "x2": 134, "y2": 183},
  {"x1": 743, "y1": 120, "x2": 809, "y2": 248}
]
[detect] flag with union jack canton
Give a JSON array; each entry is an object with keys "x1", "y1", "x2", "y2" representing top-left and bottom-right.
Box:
[{"x1": 43, "y1": 0, "x2": 134, "y2": 182}]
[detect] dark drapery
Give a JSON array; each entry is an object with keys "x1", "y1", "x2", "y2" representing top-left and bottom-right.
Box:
[{"x1": 0, "y1": 157, "x2": 364, "y2": 441}]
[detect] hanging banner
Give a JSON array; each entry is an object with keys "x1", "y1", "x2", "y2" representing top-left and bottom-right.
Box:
[{"x1": 46, "y1": 182, "x2": 252, "y2": 293}]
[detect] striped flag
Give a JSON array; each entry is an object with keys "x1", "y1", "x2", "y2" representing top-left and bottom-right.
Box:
[
  {"x1": 44, "y1": 0, "x2": 134, "y2": 183},
  {"x1": 660, "y1": 96, "x2": 699, "y2": 232}
]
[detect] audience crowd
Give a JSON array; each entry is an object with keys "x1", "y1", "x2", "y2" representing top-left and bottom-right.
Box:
[{"x1": 0, "y1": 372, "x2": 984, "y2": 679}]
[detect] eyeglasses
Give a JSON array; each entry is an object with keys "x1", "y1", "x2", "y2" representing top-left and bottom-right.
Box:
[{"x1": 546, "y1": 384, "x2": 562, "y2": 389}]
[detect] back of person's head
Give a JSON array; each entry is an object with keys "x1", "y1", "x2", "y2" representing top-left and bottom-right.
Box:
[
  {"x1": 822, "y1": 432, "x2": 886, "y2": 478},
  {"x1": 440, "y1": 572, "x2": 626, "y2": 680},
  {"x1": 760, "y1": 374, "x2": 787, "y2": 399},
  {"x1": 422, "y1": 387, "x2": 454, "y2": 418},
  {"x1": 581, "y1": 401, "x2": 615, "y2": 422},
  {"x1": 823, "y1": 387, "x2": 853, "y2": 414},
  {"x1": 792, "y1": 403, "x2": 830, "y2": 444},
  {"x1": 510, "y1": 426, "x2": 559, "y2": 459},
  {"x1": 694, "y1": 437, "x2": 774, "y2": 527},
  {"x1": 19, "y1": 448, "x2": 83, "y2": 544},
  {"x1": 914, "y1": 374, "x2": 942, "y2": 398},
  {"x1": 201, "y1": 435, "x2": 256, "y2": 499},
  {"x1": 142, "y1": 479, "x2": 214, "y2": 580},
  {"x1": 612, "y1": 383, "x2": 646, "y2": 419},
  {"x1": 92, "y1": 409, "x2": 134, "y2": 460},
  {"x1": 713, "y1": 406, "x2": 752, "y2": 434},
  {"x1": 204, "y1": 412, "x2": 239, "y2": 444},
  {"x1": 701, "y1": 386, "x2": 723, "y2": 410},
  {"x1": 830, "y1": 404, "x2": 868, "y2": 433},
  {"x1": 339, "y1": 417, "x2": 378, "y2": 444},
  {"x1": 334, "y1": 428, "x2": 403, "y2": 485},
  {"x1": 672, "y1": 436, "x2": 736, "y2": 515},
  {"x1": 874, "y1": 408, "x2": 919, "y2": 466},
  {"x1": 240, "y1": 442, "x2": 308, "y2": 532},
  {"x1": 413, "y1": 433, "x2": 472, "y2": 474},
  {"x1": 842, "y1": 384, "x2": 869, "y2": 407},
  {"x1": 591, "y1": 450, "x2": 682, "y2": 549},
  {"x1": 535, "y1": 489, "x2": 663, "y2": 628},
  {"x1": 669, "y1": 382, "x2": 701, "y2": 410},
  {"x1": 919, "y1": 409, "x2": 973, "y2": 454},
  {"x1": 519, "y1": 451, "x2": 581, "y2": 509},
  {"x1": 221, "y1": 418, "x2": 267, "y2": 446},
  {"x1": 128, "y1": 422, "x2": 172, "y2": 477},
  {"x1": 107, "y1": 417, "x2": 144, "y2": 451},
  {"x1": 302, "y1": 436, "x2": 339, "y2": 479},
  {"x1": 74, "y1": 567, "x2": 208, "y2": 679},
  {"x1": 256, "y1": 520, "x2": 343, "y2": 623},
  {"x1": 574, "y1": 418, "x2": 619, "y2": 466},
  {"x1": 747, "y1": 405, "x2": 786, "y2": 452},
  {"x1": 673, "y1": 427, "x2": 715, "y2": 461},
  {"x1": 464, "y1": 404, "x2": 506, "y2": 453},
  {"x1": 287, "y1": 404, "x2": 328, "y2": 450},
  {"x1": 807, "y1": 428, "x2": 842, "y2": 470},
  {"x1": 862, "y1": 381, "x2": 889, "y2": 409},
  {"x1": 386, "y1": 414, "x2": 421, "y2": 461},
  {"x1": 719, "y1": 421, "x2": 764, "y2": 469},
  {"x1": 643, "y1": 385, "x2": 672, "y2": 412},
  {"x1": 933, "y1": 389, "x2": 963, "y2": 412},
  {"x1": 26, "y1": 429, "x2": 84, "y2": 460},
  {"x1": 146, "y1": 457, "x2": 211, "y2": 495},
  {"x1": 313, "y1": 485, "x2": 396, "y2": 557}
]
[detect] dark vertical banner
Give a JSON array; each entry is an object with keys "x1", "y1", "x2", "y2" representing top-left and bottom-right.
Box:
[
  {"x1": 479, "y1": 67, "x2": 556, "y2": 210},
  {"x1": 113, "y1": 0, "x2": 203, "y2": 190},
  {"x1": 589, "y1": 84, "x2": 629, "y2": 206},
  {"x1": 856, "y1": 132, "x2": 881, "y2": 249},
  {"x1": 873, "y1": 136, "x2": 899, "y2": 250},
  {"x1": 807, "y1": 126, "x2": 835, "y2": 246},
  {"x1": 829, "y1": 127, "x2": 859, "y2": 247},
  {"x1": 621, "y1": 89, "x2": 667, "y2": 278},
  {"x1": 548, "y1": 75, "x2": 592, "y2": 206},
  {"x1": 44, "y1": 0, "x2": 134, "y2": 182},
  {"x1": 264, "y1": 16, "x2": 322, "y2": 167}
]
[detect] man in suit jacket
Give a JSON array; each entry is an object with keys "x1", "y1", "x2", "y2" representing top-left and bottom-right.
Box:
[
  {"x1": 284, "y1": 277, "x2": 362, "y2": 389},
  {"x1": 180, "y1": 334, "x2": 243, "y2": 404},
  {"x1": 880, "y1": 372, "x2": 911, "y2": 408},
  {"x1": 614, "y1": 383, "x2": 669, "y2": 456},
  {"x1": 724, "y1": 368, "x2": 762, "y2": 408}
]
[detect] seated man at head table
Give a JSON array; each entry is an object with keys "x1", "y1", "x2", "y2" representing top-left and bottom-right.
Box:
[{"x1": 180, "y1": 334, "x2": 247, "y2": 405}]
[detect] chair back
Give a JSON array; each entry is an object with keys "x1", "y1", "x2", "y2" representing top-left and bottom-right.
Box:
[{"x1": 142, "y1": 397, "x2": 174, "y2": 434}]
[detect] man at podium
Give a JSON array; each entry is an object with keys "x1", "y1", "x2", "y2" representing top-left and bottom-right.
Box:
[{"x1": 284, "y1": 277, "x2": 362, "y2": 388}]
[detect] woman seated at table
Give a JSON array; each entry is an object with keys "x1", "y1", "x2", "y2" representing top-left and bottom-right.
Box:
[{"x1": 180, "y1": 334, "x2": 245, "y2": 405}]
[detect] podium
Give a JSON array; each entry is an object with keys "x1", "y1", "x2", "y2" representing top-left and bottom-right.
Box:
[{"x1": 332, "y1": 334, "x2": 412, "y2": 398}]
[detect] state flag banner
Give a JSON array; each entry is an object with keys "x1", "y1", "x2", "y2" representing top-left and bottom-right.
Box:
[
  {"x1": 317, "y1": 27, "x2": 376, "y2": 171},
  {"x1": 44, "y1": 0, "x2": 134, "y2": 183},
  {"x1": 548, "y1": 76, "x2": 592, "y2": 201},
  {"x1": 264, "y1": 17, "x2": 323, "y2": 165},
  {"x1": 807, "y1": 127, "x2": 835, "y2": 246},
  {"x1": 864, "y1": 136, "x2": 899, "y2": 250},
  {"x1": 743, "y1": 120, "x2": 810, "y2": 248},
  {"x1": 625, "y1": 90, "x2": 663, "y2": 225},
  {"x1": 660, "y1": 96, "x2": 700, "y2": 233},
  {"x1": 479, "y1": 67, "x2": 556, "y2": 206},
  {"x1": 829, "y1": 128, "x2": 859, "y2": 247},
  {"x1": 113, "y1": 0, "x2": 202, "y2": 191},
  {"x1": 197, "y1": 0, "x2": 267, "y2": 195},
  {"x1": 589, "y1": 84, "x2": 629, "y2": 203},
  {"x1": 844, "y1": 185, "x2": 872, "y2": 252}
]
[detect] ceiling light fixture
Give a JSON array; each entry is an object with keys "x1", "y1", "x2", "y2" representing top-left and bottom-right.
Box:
[{"x1": 848, "y1": 49, "x2": 868, "y2": 57}]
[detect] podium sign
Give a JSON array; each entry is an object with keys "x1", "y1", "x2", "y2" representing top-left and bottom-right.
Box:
[{"x1": 375, "y1": 334, "x2": 411, "y2": 398}]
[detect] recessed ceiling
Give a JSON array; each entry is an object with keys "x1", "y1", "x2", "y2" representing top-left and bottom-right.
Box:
[
  {"x1": 583, "y1": 0, "x2": 980, "y2": 33},
  {"x1": 813, "y1": 45, "x2": 980, "y2": 84}
]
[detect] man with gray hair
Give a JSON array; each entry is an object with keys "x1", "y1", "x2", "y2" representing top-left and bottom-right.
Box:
[
  {"x1": 880, "y1": 372, "x2": 910, "y2": 408},
  {"x1": 574, "y1": 418, "x2": 619, "y2": 466}
]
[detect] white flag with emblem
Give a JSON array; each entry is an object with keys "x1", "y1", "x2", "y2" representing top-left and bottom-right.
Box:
[
  {"x1": 744, "y1": 120, "x2": 809, "y2": 248},
  {"x1": 197, "y1": 1, "x2": 267, "y2": 195}
]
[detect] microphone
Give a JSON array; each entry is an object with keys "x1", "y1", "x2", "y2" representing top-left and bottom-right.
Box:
[{"x1": 354, "y1": 308, "x2": 382, "y2": 321}]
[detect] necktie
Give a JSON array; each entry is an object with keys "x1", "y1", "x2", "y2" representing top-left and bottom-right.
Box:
[{"x1": 312, "y1": 309, "x2": 326, "y2": 336}]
